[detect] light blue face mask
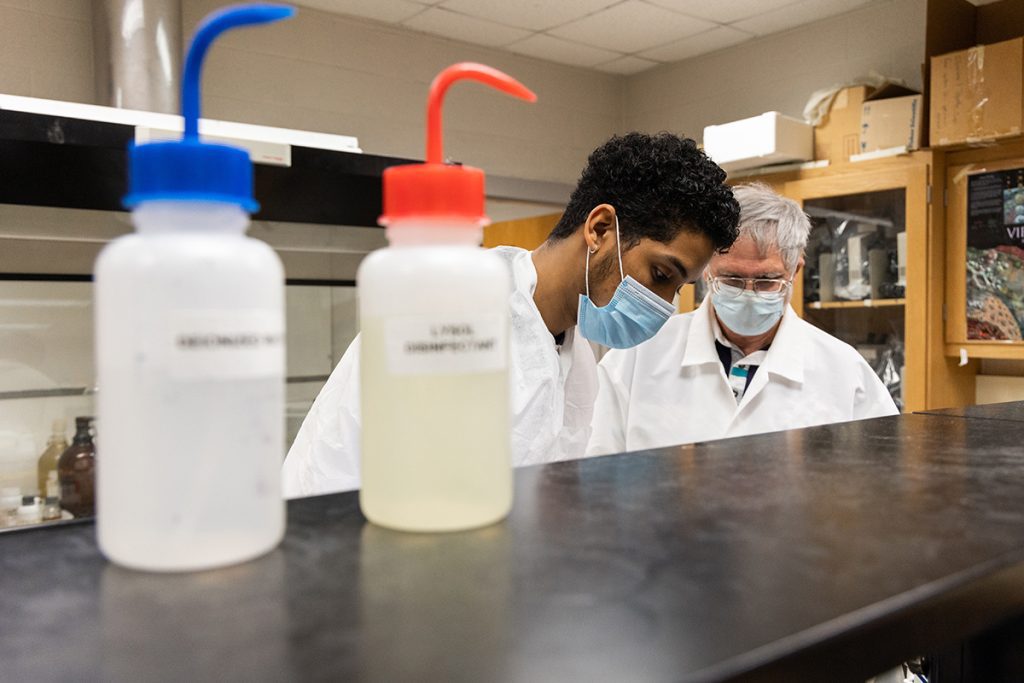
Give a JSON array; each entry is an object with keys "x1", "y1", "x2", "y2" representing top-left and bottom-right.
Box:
[
  {"x1": 711, "y1": 289, "x2": 786, "y2": 336},
  {"x1": 577, "y1": 216, "x2": 675, "y2": 349}
]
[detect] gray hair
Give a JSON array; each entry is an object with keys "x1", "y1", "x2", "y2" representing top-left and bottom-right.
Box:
[{"x1": 731, "y1": 182, "x2": 810, "y2": 274}]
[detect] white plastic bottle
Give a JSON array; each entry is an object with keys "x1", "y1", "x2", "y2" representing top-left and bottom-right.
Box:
[
  {"x1": 358, "y1": 63, "x2": 536, "y2": 532},
  {"x1": 95, "y1": 4, "x2": 294, "y2": 572}
]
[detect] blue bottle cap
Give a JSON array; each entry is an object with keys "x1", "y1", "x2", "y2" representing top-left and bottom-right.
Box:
[{"x1": 123, "y1": 4, "x2": 295, "y2": 212}]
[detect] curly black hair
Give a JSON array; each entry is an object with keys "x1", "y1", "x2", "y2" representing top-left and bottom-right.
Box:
[{"x1": 548, "y1": 132, "x2": 739, "y2": 252}]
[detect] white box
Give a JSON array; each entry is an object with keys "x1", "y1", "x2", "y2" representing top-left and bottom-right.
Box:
[
  {"x1": 860, "y1": 94, "x2": 923, "y2": 154},
  {"x1": 703, "y1": 112, "x2": 813, "y2": 172}
]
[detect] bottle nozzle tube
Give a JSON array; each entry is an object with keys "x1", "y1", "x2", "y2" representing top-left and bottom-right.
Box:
[
  {"x1": 125, "y1": 4, "x2": 294, "y2": 210},
  {"x1": 182, "y1": 4, "x2": 295, "y2": 140},
  {"x1": 425, "y1": 63, "x2": 537, "y2": 164}
]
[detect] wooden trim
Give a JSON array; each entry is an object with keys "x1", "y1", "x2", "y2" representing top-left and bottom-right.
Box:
[
  {"x1": 805, "y1": 298, "x2": 906, "y2": 309},
  {"x1": 945, "y1": 137, "x2": 1024, "y2": 167},
  {"x1": 925, "y1": 151, "x2": 976, "y2": 409},
  {"x1": 784, "y1": 166, "x2": 919, "y2": 200},
  {"x1": 946, "y1": 342, "x2": 1024, "y2": 360},
  {"x1": 904, "y1": 165, "x2": 930, "y2": 412},
  {"x1": 945, "y1": 160, "x2": 970, "y2": 343}
]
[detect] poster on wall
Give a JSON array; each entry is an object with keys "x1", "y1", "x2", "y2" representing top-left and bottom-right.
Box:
[{"x1": 966, "y1": 168, "x2": 1024, "y2": 341}]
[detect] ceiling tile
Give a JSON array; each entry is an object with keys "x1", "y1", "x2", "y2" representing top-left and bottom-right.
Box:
[
  {"x1": 643, "y1": 0, "x2": 801, "y2": 24},
  {"x1": 295, "y1": 0, "x2": 426, "y2": 23},
  {"x1": 508, "y1": 34, "x2": 623, "y2": 68},
  {"x1": 402, "y1": 7, "x2": 531, "y2": 47},
  {"x1": 639, "y1": 25, "x2": 753, "y2": 62},
  {"x1": 733, "y1": 0, "x2": 876, "y2": 36},
  {"x1": 595, "y1": 56, "x2": 659, "y2": 75},
  {"x1": 438, "y1": 0, "x2": 617, "y2": 31},
  {"x1": 548, "y1": 1, "x2": 715, "y2": 54}
]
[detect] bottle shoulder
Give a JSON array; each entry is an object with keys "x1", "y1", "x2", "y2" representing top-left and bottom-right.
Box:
[
  {"x1": 97, "y1": 232, "x2": 282, "y2": 275},
  {"x1": 359, "y1": 245, "x2": 506, "y2": 278},
  {"x1": 358, "y1": 247, "x2": 509, "y2": 311}
]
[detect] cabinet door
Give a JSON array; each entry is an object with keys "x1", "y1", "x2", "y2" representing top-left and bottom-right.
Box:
[
  {"x1": 946, "y1": 157, "x2": 1024, "y2": 356},
  {"x1": 785, "y1": 166, "x2": 926, "y2": 411}
]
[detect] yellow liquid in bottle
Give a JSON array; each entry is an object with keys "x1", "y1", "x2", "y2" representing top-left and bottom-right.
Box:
[
  {"x1": 37, "y1": 438, "x2": 67, "y2": 498},
  {"x1": 359, "y1": 319, "x2": 512, "y2": 532}
]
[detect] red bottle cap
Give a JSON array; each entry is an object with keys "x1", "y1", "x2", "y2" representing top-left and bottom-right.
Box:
[{"x1": 380, "y1": 63, "x2": 536, "y2": 226}]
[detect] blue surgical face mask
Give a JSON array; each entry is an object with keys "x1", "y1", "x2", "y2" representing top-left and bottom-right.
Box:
[
  {"x1": 711, "y1": 289, "x2": 786, "y2": 336},
  {"x1": 577, "y1": 216, "x2": 675, "y2": 349}
]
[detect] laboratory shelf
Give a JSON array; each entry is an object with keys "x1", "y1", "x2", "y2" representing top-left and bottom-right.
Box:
[{"x1": 805, "y1": 298, "x2": 906, "y2": 310}]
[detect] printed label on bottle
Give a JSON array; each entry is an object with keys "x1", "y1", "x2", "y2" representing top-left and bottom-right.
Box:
[
  {"x1": 385, "y1": 315, "x2": 507, "y2": 376},
  {"x1": 167, "y1": 310, "x2": 284, "y2": 380}
]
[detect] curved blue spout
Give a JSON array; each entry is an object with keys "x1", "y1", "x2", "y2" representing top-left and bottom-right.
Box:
[{"x1": 182, "y1": 4, "x2": 295, "y2": 140}]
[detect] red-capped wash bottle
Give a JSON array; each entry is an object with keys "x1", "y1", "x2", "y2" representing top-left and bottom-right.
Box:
[{"x1": 358, "y1": 63, "x2": 536, "y2": 532}]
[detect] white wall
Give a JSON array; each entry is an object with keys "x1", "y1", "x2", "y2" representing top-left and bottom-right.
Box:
[
  {"x1": 0, "y1": 0, "x2": 93, "y2": 104},
  {"x1": 624, "y1": 0, "x2": 927, "y2": 142}
]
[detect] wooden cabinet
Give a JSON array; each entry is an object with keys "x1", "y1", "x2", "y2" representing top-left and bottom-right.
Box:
[
  {"x1": 941, "y1": 139, "x2": 1024, "y2": 403},
  {"x1": 722, "y1": 154, "x2": 973, "y2": 411},
  {"x1": 786, "y1": 162, "x2": 925, "y2": 409},
  {"x1": 483, "y1": 213, "x2": 560, "y2": 250},
  {"x1": 944, "y1": 140, "x2": 1024, "y2": 358}
]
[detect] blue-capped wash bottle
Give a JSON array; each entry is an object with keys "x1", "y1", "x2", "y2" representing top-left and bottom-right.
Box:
[{"x1": 95, "y1": 4, "x2": 294, "y2": 572}]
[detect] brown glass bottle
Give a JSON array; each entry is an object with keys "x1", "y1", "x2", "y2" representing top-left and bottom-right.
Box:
[{"x1": 58, "y1": 417, "x2": 96, "y2": 518}]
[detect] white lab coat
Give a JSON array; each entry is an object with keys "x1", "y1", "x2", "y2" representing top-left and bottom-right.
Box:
[
  {"x1": 587, "y1": 296, "x2": 899, "y2": 455},
  {"x1": 282, "y1": 246, "x2": 598, "y2": 498}
]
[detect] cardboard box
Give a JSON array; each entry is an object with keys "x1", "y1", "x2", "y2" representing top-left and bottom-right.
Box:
[
  {"x1": 860, "y1": 94, "x2": 923, "y2": 153},
  {"x1": 922, "y1": 0, "x2": 1024, "y2": 145},
  {"x1": 703, "y1": 112, "x2": 813, "y2": 172},
  {"x1": 813, "y1": 86, "x2": 872, "y2": 165},
  {"x1": 930, "y1": 37, "x2": 1024, "y2": 146}
]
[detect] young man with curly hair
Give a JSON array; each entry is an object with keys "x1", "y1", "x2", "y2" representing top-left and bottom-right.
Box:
[{"x1": 283, "y1": 132, "x2": 739, "y2": 497}]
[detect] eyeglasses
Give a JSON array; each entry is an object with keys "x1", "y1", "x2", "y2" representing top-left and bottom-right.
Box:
[{"x1": 708, "y1": 276, "x2": 791, "y2": 300}]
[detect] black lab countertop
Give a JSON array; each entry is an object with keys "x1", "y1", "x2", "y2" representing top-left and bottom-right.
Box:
[{"x1": 4, "y1": 410, "x2": 1024, "y2": 682}]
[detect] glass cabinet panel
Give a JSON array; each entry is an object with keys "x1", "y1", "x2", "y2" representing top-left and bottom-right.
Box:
[
  {"x1": 0, "y1": 278, "x2": 357, "y2": 530},
  {"x1": 801, "y1": 188, "x2": 907, "y2": 409}
]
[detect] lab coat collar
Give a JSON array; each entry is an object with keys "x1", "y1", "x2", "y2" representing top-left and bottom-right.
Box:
[
  {"x1": 759, "y1": 304, "x2": 804, "y2": 385},
  {"x1": 680, "y1": 296, "x2": 727, "y2": 369},
  {"x1": 680, "y1": 296, "x2": 804, "y2": 385}
]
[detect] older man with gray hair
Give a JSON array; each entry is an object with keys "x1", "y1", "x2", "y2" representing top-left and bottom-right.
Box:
[{"x1": 587, "y1": 182, "x2": 897, "y2": 456}]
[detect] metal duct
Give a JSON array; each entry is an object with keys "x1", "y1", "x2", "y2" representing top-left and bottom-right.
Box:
[{"x1": 92, "y1": 0, "x2": 182, "y2": 113}]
